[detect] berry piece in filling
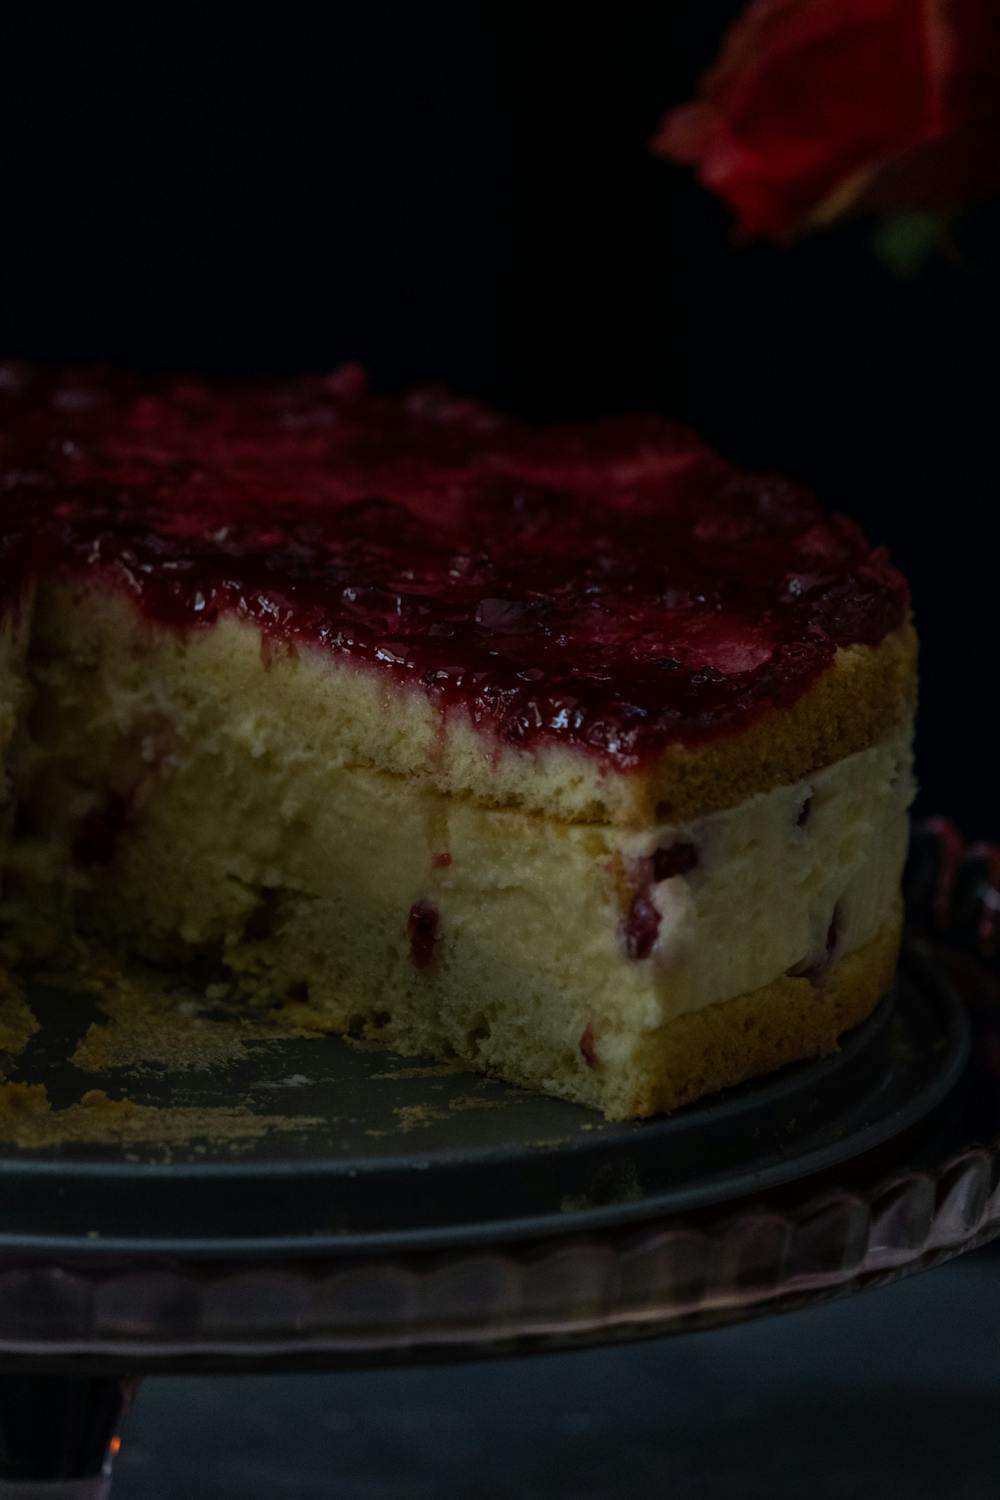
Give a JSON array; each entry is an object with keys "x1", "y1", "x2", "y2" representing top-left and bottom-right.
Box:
[
  {"x1": 73, "y1": 792, "x2": 130, "y2": 868},
  {"x1": 788, "y1": 906, "x2": 842, "y2": 986},
  {"x1": 407, "y1": 900, "x2": 440, "y2": 969},
  {"x1": 579, "y1": 1023, "x2": 598, "y2": 1069},
  {"x1": 652, "y1": 841, "x2": 698, "y2": 881},
  {"x1": 624, "y1": 894, "x2": 661, "y2": 961}
]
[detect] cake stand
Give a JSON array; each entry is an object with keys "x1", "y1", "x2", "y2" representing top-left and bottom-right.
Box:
[{"x1": 1, "y1": 817, "x2": 998, "y2": 1496}]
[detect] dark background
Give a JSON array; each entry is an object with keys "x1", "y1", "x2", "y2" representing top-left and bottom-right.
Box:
[
  {"x1": 2, "y1": 12, "x2": 999, "y2": 1494},
  {"x1": 1, "y1": 2, "x2": 997, "y2": 834}
]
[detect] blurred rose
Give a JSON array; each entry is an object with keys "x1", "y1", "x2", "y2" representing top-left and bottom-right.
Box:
[{"x1": 653, "y1": 0, "x2": 1000, "y2": 240}]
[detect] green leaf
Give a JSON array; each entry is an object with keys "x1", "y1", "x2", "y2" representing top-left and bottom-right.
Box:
[{"x1": 872, "y1": 212, "x2": 945, "y2": 277}]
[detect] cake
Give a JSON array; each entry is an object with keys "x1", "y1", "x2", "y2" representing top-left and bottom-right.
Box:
[{"x1": 0, "y1": 361, "x2": 916, "y2": 1119}]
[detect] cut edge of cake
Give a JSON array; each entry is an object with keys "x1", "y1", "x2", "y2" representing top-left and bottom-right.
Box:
[{"x1": 1, "y1": 578, "x2": 914, "y2": 1119}]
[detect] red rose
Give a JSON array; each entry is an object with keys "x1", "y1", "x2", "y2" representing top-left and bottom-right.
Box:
[{"x1": 653, "y1": 0, "x2": 1000, "y2": 240}]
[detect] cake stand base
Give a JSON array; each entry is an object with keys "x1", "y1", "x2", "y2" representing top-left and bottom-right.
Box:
[
  {"x1": 1, "y1": 819, "x2": 997, "y2": 1490},
  {"x1": 0, "y1": 1375, "x2": 134, "y2": 1496}
]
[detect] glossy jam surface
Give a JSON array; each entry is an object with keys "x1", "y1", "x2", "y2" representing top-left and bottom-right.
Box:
[{"x1": 0, "y1": 363, "x2": 908, "y2": 767}]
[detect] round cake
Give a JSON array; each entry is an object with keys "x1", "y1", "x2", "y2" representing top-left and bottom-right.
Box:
[{"x1": 0, "y1": 362, "x2": 915, "y2": 1118}]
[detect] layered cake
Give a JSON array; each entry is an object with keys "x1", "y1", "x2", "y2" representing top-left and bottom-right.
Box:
[{"x1": 0, "y1": 362, "x2": 916, "y2": 1118}]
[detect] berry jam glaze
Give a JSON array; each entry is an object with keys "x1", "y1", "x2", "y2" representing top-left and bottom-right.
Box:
[{"x1": 0, "y1": 363, "x2": 908, "y2": 768}]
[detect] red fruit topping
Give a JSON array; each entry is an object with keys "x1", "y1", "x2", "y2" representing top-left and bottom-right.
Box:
[
  {"x1": 407, "y1": 899, "x2": 440, "y2": 969},
  {"x1": 652, "y1": 841, "x2": 698, "y2": 881},
  {"x1": 579, "y1": 1023, "x2": 598, "y2": 1069},
  {"x1": 624, "y1": 893, "x2": 661, "y2": 961},
  {"x1": 0, "y1": 365, "x2": 908, "y2": 770},
  {"x1": 72, "y1": 792, "x2": 129, "y2": 868},
  {"x1": 431, "y1": 851, "x2": 452, "y2": 870}
]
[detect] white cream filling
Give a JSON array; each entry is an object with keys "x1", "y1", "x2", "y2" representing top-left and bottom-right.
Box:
[{"x1": 617, "y1": 721, "x2": 913, "y2": 1024}]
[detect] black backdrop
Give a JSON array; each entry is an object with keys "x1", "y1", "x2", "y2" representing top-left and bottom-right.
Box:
[{"x1": 2, "y1": 3, "x2": 997, "y2": 834}]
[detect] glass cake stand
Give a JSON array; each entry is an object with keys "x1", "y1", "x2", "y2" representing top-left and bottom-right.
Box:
[{"x1": 1, "y1": 817, "x2": 998, "y2": 1495}]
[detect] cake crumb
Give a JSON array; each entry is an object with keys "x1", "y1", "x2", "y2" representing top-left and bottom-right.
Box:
[
  {"x1": 0, "y1": 973, "x2": 38, "y2": 1065},
  {"x1": 448, "y1": 1092, "x2": 517, "y2": 1113},
  {"x1": 0, "y1": 1080, "x2": 318, "y2": 1149},
  {"x1": 66, "y1": 950, "x2": 319, "y2": 1074},
  {"x1": 393, "y1": 1102, "x2": 449, "y2": 1132},
  {"x1": 371, "y1": 1061, "x2": 468, "y2": 1081}
]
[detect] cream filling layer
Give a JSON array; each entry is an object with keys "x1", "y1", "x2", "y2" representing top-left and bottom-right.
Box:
[{"x1": 602, "y1": 722, "x2": 913, "y2": 1059}]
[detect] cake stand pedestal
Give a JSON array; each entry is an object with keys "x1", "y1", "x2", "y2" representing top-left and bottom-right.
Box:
[
  {"x1": 0, "y1": 1376, "x2": 134, "y2": 1497},
  {"x1": 1, "y1": 819, "x2": 997, "y2": 1493}
]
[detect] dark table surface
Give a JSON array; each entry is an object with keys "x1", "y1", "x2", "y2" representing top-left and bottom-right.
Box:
[{"x1": 112, "y1": 1241, "x2": 1000, "y2": 1499}]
